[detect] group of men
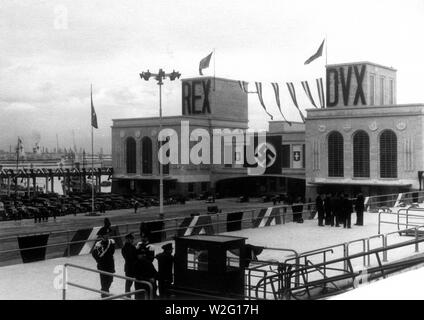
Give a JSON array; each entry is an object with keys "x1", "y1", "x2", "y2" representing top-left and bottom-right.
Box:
[
  {"x1": 91, "y1": 218, "x2": 174, "y2": 299},
  {"x1": 315, "y1": 193, "x2": 365, "y2": 228}
]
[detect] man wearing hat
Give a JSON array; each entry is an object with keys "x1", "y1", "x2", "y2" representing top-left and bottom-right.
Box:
[
  {"x1": 136, "y1": 232, "x2": 155, "y2": 262},
  {"x1": 155, "y1": 243, "x2": 174, "y2": 299},
  {"x1": 92, "y1": 228, "x2": 116, "y2": 298},
  {"x1": 121, "y1": 232, "x2": 137, "y2": 296},
  {"x1": 134, "y1": 246, "x2": 158, "y2": 300}
]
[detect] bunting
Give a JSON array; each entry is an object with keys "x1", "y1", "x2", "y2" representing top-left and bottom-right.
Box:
[
  {"x1": 238, "y1": 80, "x2": 249, "y2": 93},
  {"x1": 271, "y1": 82, "x2": 291, "y2": 125},
  {"x1": 286, "y1": 82, "x2": 305, "y2": 122},
  {"x1": 255, "y1": 82, "x2": 273, "y2": 120},
  {"x1": 301, "y1": 81, "x2": 318, "y2": 108},
  {"x1": 316, "y1": 78, "x2": 325, "y2": 108}
]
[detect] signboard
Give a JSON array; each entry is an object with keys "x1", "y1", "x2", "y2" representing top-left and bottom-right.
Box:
[
  {"x1": 244, "y1": 135, "x2": 281, "y2": 174},
  {"x1": 326, "y1": 64, "x2": 367, "y2": 107},
  {"x1": 182, "y1": 79, "x2": 212, "y2": 115},
  {"x1": 292, "y1": 144, "x2": 303, "y2": 169}
]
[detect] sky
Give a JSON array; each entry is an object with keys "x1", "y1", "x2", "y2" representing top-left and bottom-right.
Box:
[{"x1": 1, "y1": 0, "x2": 424, "y2": 153}]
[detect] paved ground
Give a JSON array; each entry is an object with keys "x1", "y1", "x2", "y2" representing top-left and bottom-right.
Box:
[{"x1": 1, "y1": 207, "x2": 423, "y2": 300}]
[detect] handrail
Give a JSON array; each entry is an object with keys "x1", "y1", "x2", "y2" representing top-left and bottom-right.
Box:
[
  {"x1": 253, "y1": 234, "x2": 424, "y2": 300},
  {"x1": 63, "y1": 263, "x2": 154, "y2": 300}
]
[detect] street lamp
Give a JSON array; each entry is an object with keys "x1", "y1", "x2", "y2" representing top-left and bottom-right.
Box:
[{"x1": 140, "y1": 69, "x2": 181, "y2": 218}]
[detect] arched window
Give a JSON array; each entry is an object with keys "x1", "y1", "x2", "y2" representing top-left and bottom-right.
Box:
[
  {"x1": 328, "y1": 131, "x2": 344, "y2": 177},
  {"x1": 353, "y1": 131, "x2": 370, "y2": 177},
  {"x1": 380, "y1": 130, "x2": 397, "y2": 178},
  {"x1": 142, "y1": 137, "x2": 153, "y2": 174},
  {"x1": 126, "y1": 137, "x2": 136, "y2": 174}
]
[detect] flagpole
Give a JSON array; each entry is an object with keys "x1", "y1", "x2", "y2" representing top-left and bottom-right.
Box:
[
  {"x1": 91, "y1": 85, "x2": 95, "y2": 215},
  {"x1": 213, "y1": 48, "x2": 216, "y2": 91}
]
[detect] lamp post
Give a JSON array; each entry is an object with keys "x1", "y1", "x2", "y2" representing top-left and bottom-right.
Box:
[{"x1": 140, "y1": 69, "x2": 181, "y2": 218}]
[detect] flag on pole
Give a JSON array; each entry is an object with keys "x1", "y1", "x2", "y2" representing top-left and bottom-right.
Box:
[
  {"x1": 199, "y1": 52, "x2": 213, "y2": 75},
  {"x1": 304, "y1": 39, "x2": 325, "y2": 65},
  {"x1": 255, "y1": 82, "x2": 273, "y2": 120},
  {"x1": 286, "y1": 82, "x2": 305, "y2": 122},
  {"x1": 271, "y1": 82, "x2": 291, "y2": 125},
  {"x1": 91, "y1": 85, "x2": 98, "y2": 129},
  {"x1": 301, "y1": 80, "x2": 318, "y2": 108}
]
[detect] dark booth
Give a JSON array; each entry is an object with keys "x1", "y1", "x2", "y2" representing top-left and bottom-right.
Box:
[{"x1": 173, "y1": 235, "x2": 247, "y2": 299}]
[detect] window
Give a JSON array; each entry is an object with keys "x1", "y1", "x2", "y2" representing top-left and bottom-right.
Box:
[
  {"x1": 141, "y1": 137, "x2": 153, "y2": 174},
  {"x1": 126, "y1": 137, "x2": 136, "y2": 174},
  {"x1": 380, "y1": 130, "x2": 397, "y2": 178},
  {"x1": 353, "y1": 131, "x2": 370, "y2": 177},
  {"x1": 328, "y1": 131, "x2": 344, "y2": 177},
  {"x1": 370, "y1": 75, "x2": 375, "y2": 105},
  {"x1": 380, "y1": 77, "x2": 385, "y2": 105},
  {"x1": 187, "y1": 248, "x2": 208, "y2": 271},
  {"x1": 226, "y1": 249, "x2": 240, "y2": 270},
  {"x1": 282, "y1": 145, "x2": 290, "y2": 168}
]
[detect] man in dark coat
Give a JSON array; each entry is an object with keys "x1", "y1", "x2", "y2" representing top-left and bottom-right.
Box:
[
  {"x1": 355, "y1": 193, "x2": 365, "y2": 226},
  {"x1": 134, "y1": 247, "x2": 158, "y2": 300},
  {"x1": 92, "y1": 228, "x2": 116, "y2": 298},
  {"x1": 332, "y1": 193, "x2": 343, "y2": 227},
  {"x1": 155, "y1": 243, "x2": 174, "y2": 299},
  {"x1": 324, "y1": 194, "x2": 332, "y2": 226},
  {"x1": 121, "y1": 233, "x2": 137, "y2": 296},
  {"x1": 315, "y1": 194, "x2": 325, "y2": 226},
  {"x1": 342, "y1": 193, "x2": 353, "y2": 229}
]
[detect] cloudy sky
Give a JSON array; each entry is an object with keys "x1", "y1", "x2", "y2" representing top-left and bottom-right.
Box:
[{"x1": 1, "y1": 0, "x2": 424, "y2": 153}]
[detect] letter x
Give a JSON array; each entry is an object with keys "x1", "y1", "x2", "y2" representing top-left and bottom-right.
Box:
[{"x1": 353, "y1": 65, "x2": 366, "y2": 105}]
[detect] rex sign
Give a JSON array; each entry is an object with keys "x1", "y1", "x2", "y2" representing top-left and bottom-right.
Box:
[
  {"x1": 326, "y1": 64, "x2": 367, "y2": 107},
  {"x1": 182, "y1": 79, "x2": 212, "y2": 115}
]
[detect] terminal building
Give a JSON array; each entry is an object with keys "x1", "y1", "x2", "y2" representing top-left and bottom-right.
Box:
[{"x1": 111, "y1": 61, "x2": 424, "y2": 200}]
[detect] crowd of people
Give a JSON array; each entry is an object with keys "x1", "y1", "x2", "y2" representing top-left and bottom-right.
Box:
[
  {"x1": 91, "y1": 218, "x2": 174, "y2": 299},
  {"x1": 314, "y1": 193, "x2": 365, "y2": 228}
]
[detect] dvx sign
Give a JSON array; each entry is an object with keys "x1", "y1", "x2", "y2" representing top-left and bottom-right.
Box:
[{"x1": 326, "y1": 64, "x2": 367, "y2": 107}]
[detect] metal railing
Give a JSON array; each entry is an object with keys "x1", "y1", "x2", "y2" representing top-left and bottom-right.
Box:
[
  {"x1": 0, "y1": 205, "x2": 315, "y2": 264},
  {"x1": 62, "y1": 263, "x2": 154, "y2": 300},
  {"x1": 253, "y1": 234, "x2": 424, "y2": 300},
  {"x1": 378, "y1": 207, "x2": 424, "y2": 234}
]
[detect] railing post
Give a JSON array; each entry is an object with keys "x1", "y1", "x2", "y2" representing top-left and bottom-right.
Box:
[
  {"x1": 66, "y1": 231, "x2": 70, "y2": 258},
  {"x1": 294, "y1": 256, "x2": 300, "y2": 286},
  {"x1": 383, "y1": 236, "x2": 388, "y2": 262},
  {"x1": 282, "y1": 206, "x2": 286, "y2": 224},
  {"x1": 216, "y1": 213, "x2": 220, "y2": 234},
  {"x1": 62, "y1": 264, "x2": 67, "y2": 300},
  {"x1": 343, "y1": 244, "x2": 349, "y2": 271},
  {"x1": 415, "y1": 228, "x2": 419, "y2": 253},
  {"x1": 362, "y1": 240, "x2": 366, "y2": 267},
  {"x1": 367, "y1": 239, "x2": 371, "y2": 267}
]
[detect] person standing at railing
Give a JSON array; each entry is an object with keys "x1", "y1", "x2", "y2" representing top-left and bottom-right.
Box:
[
  {"x1": 155, "y1": 243, "x2": 174, "y2": 299},
  {"x1": 291, "y1": 197, "x2": 304, "y2": 223},
  {"x1": 122, "y1": 233, "x2": 137, "y2": 296},
  {"x1": 342, "y1": 193, "x2": 353, "y2": 229},
  {"x1": 324, "y1": 193, "x2": 332, "y2": 226},
  {"x1": 355, "y1": 193, "x2": 365, "y2": 226},
  {"x1": 92, "y1": 228, "x2": 116, "y2": 298},
  {"x1": 316, "y1": 194, "x2": 325, "y2": 226},
  {"x1": 333, "y1": 193, "x2": 343, "y2": 227},
  {"x1": 134, "y1": 247, "x2": 158, "y2": 300}
]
